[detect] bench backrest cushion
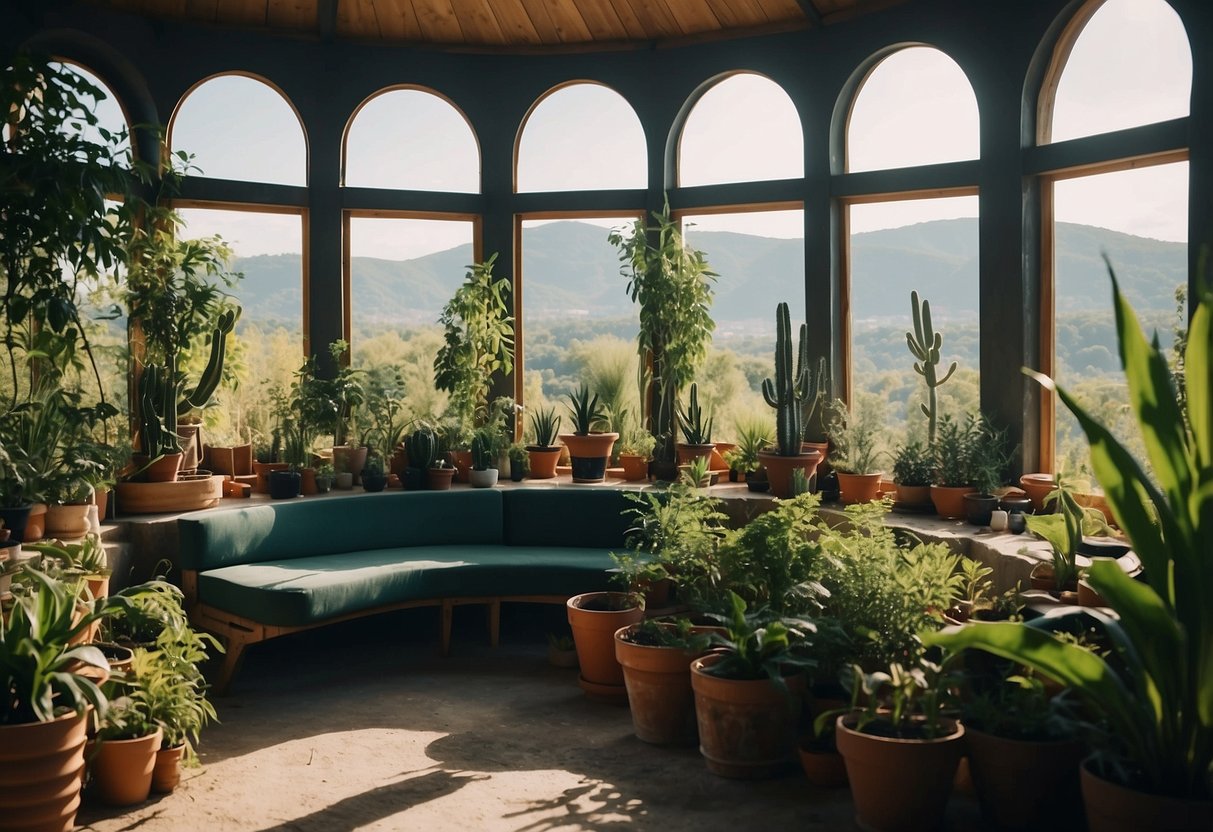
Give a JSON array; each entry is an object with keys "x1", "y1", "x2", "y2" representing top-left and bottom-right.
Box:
[
  {"x1": 502, "y1": 488, "x2": 633, "y2": 550},
  {"x1": 179, "y1": 490, "x2": 504, "y2": 571}
]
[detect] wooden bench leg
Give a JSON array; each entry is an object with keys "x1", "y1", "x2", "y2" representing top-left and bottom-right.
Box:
[
  {"x1": 213, "y1": 638, "x2": 248, "y2": 697},
  {"x1": 488, "y1": 599, "x2": 501, "y2": 647},
  {"x1": 441, "y1": 600, "x2": 453, "y2": 657}
]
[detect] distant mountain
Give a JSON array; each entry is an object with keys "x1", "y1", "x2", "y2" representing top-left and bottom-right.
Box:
[{"x1": 230, "y1": 218, "x2": 1186, "y2": 330}]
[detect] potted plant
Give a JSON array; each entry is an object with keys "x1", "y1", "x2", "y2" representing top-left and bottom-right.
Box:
[
  {"x1": 691, "y1": 591, "x2": 814, "y2": 778},
  {"x1": 0, "y1": 569, "x2": 114, "y2": 829},
  {"x1": 906, "y1": 290, "x2": 958, "y2": 449},
  {"x1": 469, "y1": 427, "x2": 500, "y2": 488},
  {"x1": 318, "y1": 341, "x2": 368, "y2": 484},
  {"x1": 928, "y1": 268, "x2": 1213, "y2": 831},
  {"x1": 525, "y1": 405, "x2": 562, "y2": 480},
  {"x1": 403, "y1": 424, "x2": 438, "y2": 490},
  {"x1": 616, "y1": 424, "x2": 656, "y2": 482},
  {"x1": 506, "y1": 443, "x2": 528, "y2": 482},
  {"x1": 892, "y1": 439, "x2": 934, "y2": 510},
  {"x1": 609, "y1": 202, "x2": 716, "y2": 481},
  {"x1": 930, "y1": 413, "x2": 977, "y2": 519},
  {"x1": 0, "y1": 425, "x2": 36, "y2": 541},
  {"x1": 824, "y1": 657, "x2": 966, "y2": 832},
  {"x1": 566, "y1": 590, "x2": 644, "y2": 701},
  {"x1": 825, "y1": 399, "x2": 883, "y2": 504},
  {"x1": 1024, "y1": 475, "x2": 1086, "y2": 597},
  {"x1": 675, "y1": 382, "x2": 714, "y2": 465},
  {"x1": 360, "y1": 451, "x2": 389, "y2": 493},
  {"x1": 559, "y1": 384, "x2": 618, "y2": 484},
  {"x1": 614, "y1": 618, "x2": 714, "y2": 745},
  {"x1": 757, "y1": 303, "x2": 823, "y2": 498},
  {"x1": 426, "y1": 456, "x2": 455, "y2": 492},
  {"x1": 313, "y1": 462, "x2": 334, "y2": 494},
  {"x1": 962, "y1": 416, "x2": 1013, "y2": 525},
  {"x1": 434, "y1": 254, "x2": 514, "y2": 483},
  {"x1": 722, "y1": 414, "x2": 772, "y2": 484},
  {"x1": 88, "y1": 676, "x2": 163, "y2": 807}
]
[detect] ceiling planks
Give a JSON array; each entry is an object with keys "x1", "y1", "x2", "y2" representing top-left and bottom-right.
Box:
[{"x1": 80, "y1": 0, "x2": 906, "y2": 47}]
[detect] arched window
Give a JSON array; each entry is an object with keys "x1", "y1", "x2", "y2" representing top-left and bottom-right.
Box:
[
  {"x1": 847, "y1": 47, "x2": 979, "y2": 172},
  {"x1": 1047, "y1": 0, "x2": 1190, "y2": 143},
  {"x1": 679, "y1": 73, "x2": 803, "y2": 186},
  {"x1": 344, "y1": 88, "x2": 479, "y2": 192},
  {"x1": 51, "y1": 61, "x2": 131, "y2": 161},
  {"x1": 170, "y1": 75, "x2": 306, "y2": 186},
  {"x1": 516, "y1": 83, "x2": 646, "y2": 192}
]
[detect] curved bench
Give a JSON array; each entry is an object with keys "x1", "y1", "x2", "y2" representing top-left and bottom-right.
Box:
[{"x1": 178, "y1": 488, "x2": 634, "y2": 692}]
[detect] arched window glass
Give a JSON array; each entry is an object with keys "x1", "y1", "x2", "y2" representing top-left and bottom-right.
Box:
[
  {"x1": 51, "y1": 61, "x2": 131, "y2": 161},
  {"x1": 348, "y1": 215, "x2": 477, "y2": 422},
  {"x1": 848, "y1": 47, "x2": 979, "y2": 172},
  {"x1": 849, "y1": 196, "x2": 980, "y2": 459},
  {"x1": 171, "y1": 75, "x2": 306, "y2": 186},
  {"x1": 516, "y1": 84, "x2": 646, "y2": 192},
  {"x1": 345, "y1": 89, "x2": 479, "y2": 192},
  {"x1": 680, "y1": 209, "x2": 804, "y2": 441},
  {"x1": 1049, "y1": 0, "x2": 1191, "y2": 143},
  {"x1": 679, "y1": 74, "x2": 803, "y2": 186}
]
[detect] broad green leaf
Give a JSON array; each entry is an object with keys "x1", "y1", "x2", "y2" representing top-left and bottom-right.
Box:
[{"x1": 1186, "y1": 300, "x2": 1210, "y2": 469}]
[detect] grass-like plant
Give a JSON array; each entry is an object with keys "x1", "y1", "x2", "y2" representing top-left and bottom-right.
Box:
[
  {"x1": 565, "y1": 383, "x2": 607, "y2": 435},
  {"x1": 527, "y1": 406, "x2": 562, "y2": 448}
]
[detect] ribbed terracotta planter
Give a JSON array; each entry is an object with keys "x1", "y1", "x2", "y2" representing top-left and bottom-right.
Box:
[
  {"x1": 966, "y1": 727, "x2": 1084, "y2": 830},
  {"x1": 836, "y1": 471, "x2": 884, "y2": 504},
  {"x1": 614, "y1": 624, "x2": 712, "y2": 745},
  {"x1": 0, "y1": 711, "x2": 89, "y2": 832},
  {"x1": 44, "y1": 505, "x2": 90, "y2": 539},
  {"x1": 690, "y1": 654, "x2": 805, "y2": 779},
  {"x1": 1081, "y1": 757, "x2": 1212, "y2": 832},
  {"x1": 566, "y1": 592, "x2": 643, "y2": 701},
  {"x1": 87, "y1": 727, "x2": 162, "y2": 807},
  {"x1": 151, "y1": 744, "x2": 185, "y2": 794},
  {"x1": 617, "y1": 454, "x2": 650, "y2": 482},
  {"x1": 929, "y1": 484, "x2": 972, "y2": 519},
  {"x1": 757, "y1": 449, "x2": 822, "y2": 499},
  {"x1": 835, "y1": 715, "x2": 965, "y2": 832},
  {"x1": 526, "y1": 446, "x2": 561, "y2": 479}
]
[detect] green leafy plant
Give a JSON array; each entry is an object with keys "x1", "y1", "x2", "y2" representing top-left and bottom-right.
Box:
[
  {"x1": 682, "y1": 456, "x2": 711, "y2": 487},
  {"x1": 27, "y1": 534, "x2": 110, "y2": 577},
  {"x1": 677, "y1": 382, "x2": 713, "y2": 445},
  {"x1": 1023, "y1": 474, "x2": 1086, "y2": 590},
  {"x1": 826, "y1": 398, "x2": 883, "y2": 474},
  {"x1": 527, "y1": 405, "x2": 562, "y2": 448},
  {"x1": 129, "y1": 642, "x2": 218, "y2": 758},
  {"x1": 892, "y1": 439, "x2": 934, "y2": 487},
  {"x1": 906, "y1": 290, "x2": 957, "y2": 448},
  {"x1": 931, "y1": 413, "x2": 1010, "y2": 491},
  {"x1": 927, "y1": 264, "x2": 1213, "y2": 799},
  {"x1": 789, "y1": 467, "x2": 811, "y2": 496},
  {"x1": 700, "y1": 591, "x2": 816, "y2": 691},
  {"x1": 617, "y1": 424, "x2": 657, "y2": 457},
  {"x1": 723, "y1": 414, "x2": 773, "y2": 474},
  {"x1": 565, "y1": 383, "x2": 607, "y2": 435},
  {"x1": 819, "y1": 656, "x2": 958, "y2": 740}
]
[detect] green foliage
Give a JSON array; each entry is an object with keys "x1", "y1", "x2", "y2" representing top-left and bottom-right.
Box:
[
  {"x1": 716, "y1": 493, "x2": 826, "y2": 615},
  {"x1": 931, "y1": 413, "x2": 1011, "y2": 491},
  {"x1": 892, "y1": 439, "x2": 933, "y2": 486},
  {"x1": 129, "y1": 640, "x2": 218, "y2": 756},
  {"x1": 565, "y1": 383, "x2": 607, "y2": 435},
  {"x1": 700, "y1": 591, "x2": 816, "y2": 689},
  {"x1": 826, "y1": 398, "x2": 883, "y2": 474},
  {"x1": 527, "y1": 405, "x2": 562, "y2": 448},
  {"x1": 823, "y1": 656, "x2": 958, "y2": 740},
  {"x1": 1024, "y1": 474, "x2": 1086, "y2": 590},
  {"x1": 906, "y1": 290, "x2": 958, "y2": 448},
  {"x1": 27, "y1": 533, "x2": 110, "y2": 577},
  {"x1": 677, "y1": 382, "x2": 713, "y2": 445},
  {"x1": 433, "y1": 254, "x2": 514, "y2": 444},
  {"x1": 617, "y1": 423, "x2": 657, "y2": 457},
  {"x1": 681, "y1": 456, "x2": 711, "y2": 487},
  {"x1": 928, "y1": 263, "x2": 1213, "y2": 799},
  {"x1": 961, "y1": 672, "x2": 1071, "y2": 743},
  {"x1": 610, "y1": 201, "x2": 716, "y2": 463},
  {"x1": 723, "y1": 412, "x2": 773, "y2": 473},
  {"x1": 361, "y1": 368, "x2": 409, "y2": 460},
  {"x1": 761, "y1": 302, "x2": 813, "y2": 456}
]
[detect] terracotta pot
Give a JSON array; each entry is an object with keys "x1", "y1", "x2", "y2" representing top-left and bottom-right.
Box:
[
  {"x1": 151, "y1": 744, "x2": 185, "y2": 794},
  {"x1": 86, "y1": 575, "x2": 110, "y2": 603},
  {"x1": 1078, "y1": 577, "x2": 1109, "y2": 607},
  {"x1": 252, "y1": 461, "x2": 288, "y2": 494},
  {"x1": 1019, "y1": 473, "x2": 1056, "y2": 512},
  {"x1": 299, "y1": 467, "x2": 318, "y2": 495},
  {"x1": 0, "y1": 711, "x2": 89, "y2": 832},
  {"x1": 1030, "y1": 561, "x2": 1078, "y2": 595},
  {"x1": 24, "y1": 502, "x2": 48, "y2": 542},
  {"x1": 798, "y1": 743, "x2": 849, "y2": 788},
  {"x1": 675, "y1": 443, "x2": 714, "y2": 466},
  {"x1": 835, "y1": 715, "x2": 965, "y2": 832},
  {"x1": 44, "y1": 504, "x2": 90, "y2": 539},
  {"x1": 177, "y1": 424, "x2": 202, "y2": 472},
  {"x1": 134, "y1": 452, "x2": 183, "y2": 484},
  {"x1": 964, "y1": 492, "x2": 1000, "y2": 526},
  {"x1": 204, "y1": 443, "x2": 253, "y2": 477},
  {"x1": 333, "y1": 446, "x2": 369, "y2": 485},
  {"x1": 468, "y1": 468, "x2": 498, "y2": 488},
  {"x1": 94, "y1": 488, "x2": 110, "y2": 523},
  {"x1": 426, "y1": 467, "x2": 455, "y2": 491},
  {"x1": 335, "y1": 471, "x2": 354, "y2": 490},
  {"x1": 566, "y1": 592, "x2": 644, "y2": 700},
  {"x1": 617, "y1": 454, "x2": 650, "y2": 482},
  {"x1": 896, "y1": 483, "x2": 932, "y2": 508},
  {"x1": 526, "y1": 446, "x2": 561, "y2": 480},
  {"x1": 966, "y1": 727, "x2": 1085, "y2": 829},
  {"x1": 560, "y1": 433, "x2": 619, "y2": 484},
  {"x1": 836, "y1": 471, "x2": 884, "y2": 504},
  {"x1": 801, "y1": 441, "x2": 831, "y2": 484},
  {"x1": 710, "y1": 443, "x2": 734, "y2": 471},
  {"x1": 389, "y1": 446, "x2": 408, "y2": 480},
  {"x1": 929, "y1": 484, "x2": 972, "y2": 519},
  {"x1": 446, "y1": 450, "x2": 472, "y2": 484},
  {"x1": 87, "y1": 727, "x2": 162, "y2": 807},
  {"x1": 757, "y1": 449, "x2": 822, "y2": 499},
  {"x1": 1080, "y1": 756, "x2": 1212, "y2": 832},
  {"x1": 690, "y1": 653, "x2": 806, "y2": 779},
  {"x1": 614, "y1": 623, "x2": 712, "y2": 746}
]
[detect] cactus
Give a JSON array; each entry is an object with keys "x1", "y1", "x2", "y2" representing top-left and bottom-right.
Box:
[
  {"x1": 799, "y1": 345, "x2": 829, "y2": 442},
  {"x1": 761, "y1": 302, "x2": 811, "y2": 456},
  {"x1": 137, "y1": 363, "x2": 182, "y2": 456},
  {"x1": 677, "y1": 382, "x2": 713, "y2": 445},
  {"x1": 178, "y1": 308, "x2": 237, "y2": 416},
  {"x1": 905, "y1": 291, "x2": 957, "y2": 447},
  {"x1": 405, "y1": 425, "x2": 438, "y2": 470}
]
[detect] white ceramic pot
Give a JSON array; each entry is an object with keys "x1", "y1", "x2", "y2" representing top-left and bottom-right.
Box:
[{"x1": 468, "y1": 468, "x2": 499, "y2": 488}]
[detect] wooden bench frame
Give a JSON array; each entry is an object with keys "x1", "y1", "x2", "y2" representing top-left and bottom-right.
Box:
[{"x1": 184, "y1": 570, "x2": 570, "y2": 694}]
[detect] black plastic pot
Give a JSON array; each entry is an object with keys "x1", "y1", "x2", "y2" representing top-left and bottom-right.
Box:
[
  {"x1": 964, "y1": 493, "x2": 999, "y2": 526},
  {"x1": 0, "y1": 503, "x2": 33, "y2": 542},
  {"x1": 569, "y1": 455, "x2": 608, "y2": 483},
  {"x1": 510, "y1": 466, "x2": 525, "y2": 482},
  {"x1": 402, "y1": 467, "x2": 426, "y2": 491},
  {"x1": 746, "y1": 470, "x2": 770, "y2": 493},
  {"x1": 361, "y1": 470, "x2": 388, "y2": 492},
  {"x1": 268, "y1": 470, "x2": 302, "y2": 499}
]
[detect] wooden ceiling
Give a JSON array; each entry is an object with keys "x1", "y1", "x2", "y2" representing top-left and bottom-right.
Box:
[{"x1": 82, "y1": 0, "x2": 905, "y2": 49}]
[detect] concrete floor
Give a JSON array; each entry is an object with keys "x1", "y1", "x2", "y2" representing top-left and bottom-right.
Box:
[{"x1": 75, "y1": 605, "x2": 989, "y2": 832}]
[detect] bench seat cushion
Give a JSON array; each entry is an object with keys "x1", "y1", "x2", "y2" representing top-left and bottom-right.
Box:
[{"x1": 197, "y1": 545, "x2": 617, "y2": 627}]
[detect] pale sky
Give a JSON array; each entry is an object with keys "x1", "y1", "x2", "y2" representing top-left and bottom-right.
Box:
[{"x1": 71, "y1": 0, "x2": 1193, "y2": 260}]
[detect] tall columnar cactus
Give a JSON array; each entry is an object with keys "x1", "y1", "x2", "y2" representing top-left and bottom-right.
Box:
[
  {"x1": 762, "y1": 302, "x2": 811, "y2": 456},
  {"x1": 138, "y1": 363, "x2": 182, "y2": 456},
  {"x1": 178, "y1": 308, "x2": 237, "y2": 416},
  {"x1": 906, "y1": 290, "x2": 957, "y2": 447},
  {"x1": 799, "y1": 341, "x2": 829, "y2": 443}
]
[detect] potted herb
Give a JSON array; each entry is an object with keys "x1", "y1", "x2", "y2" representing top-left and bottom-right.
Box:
[
  {"x1": 559, "y1": 383, "x2": 618, "y2": 484},
  {"x1": 825, "y1": 399, "x2": 884, "y2": 504},
  {"x1": 525, "y1": 405, "x2": 562, "y2": 480},
  {"x1": 675, "y1": 382, "x2": 714, "y2": 465},
  {"x1": 403, "y1": 424, "x2": 438, "y2": 490},
  {"x1": 691, "y1": 591, "x2": 815, "y2": 778},
  {"x1": 929, "y1": 413, "x2": 977, "y2": 519},
  {"x1": 319, "y1": 341, "x2": 368, "y2": 484},
  {"x1": 313, "y1": 462, "x2": 335, "y2": 494},
  {"x1": 928, "y1": 269, "x2": 1213, "y2": 830},
  {"x1": 506, "y1": 443, "x2": 528, "y2": 482},
  {"x1": 89, "y1": 678, "x2": 163, "y2": 807},
  {"x1": 758, "y1": 303, "x2": 823, "y2": 498},
  {"x1": 616, "y1": 424, "x2": 656, "y2": 482},
  {"x1": 962, "y1": 416, "x2": 1013, "y2": 526},
  {"x1": 1023, "y1": 475, "x2": 1086, "y2": 596},
  {"x1": 722, "y1": 414, "x2": 772, "y2": 484},
  {"x1": 892, "y1": 439, "x2": 934, "y2": 510}
]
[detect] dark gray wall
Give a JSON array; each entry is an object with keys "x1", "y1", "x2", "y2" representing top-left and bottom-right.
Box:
[{"x1": 5, "y1": 0, "x2": 1208, "y2": 473}]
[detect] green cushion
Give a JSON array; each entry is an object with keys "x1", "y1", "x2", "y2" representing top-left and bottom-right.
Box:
[
  {"x1": 502, "y1": 488, "x2": 634, "y2": 549},
  {"x1": 179, "y1": 490, "x2": 504, "y2": 571},
  {"x1": 197, "y1": 545, "x2": 616, "y2": 627}
]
